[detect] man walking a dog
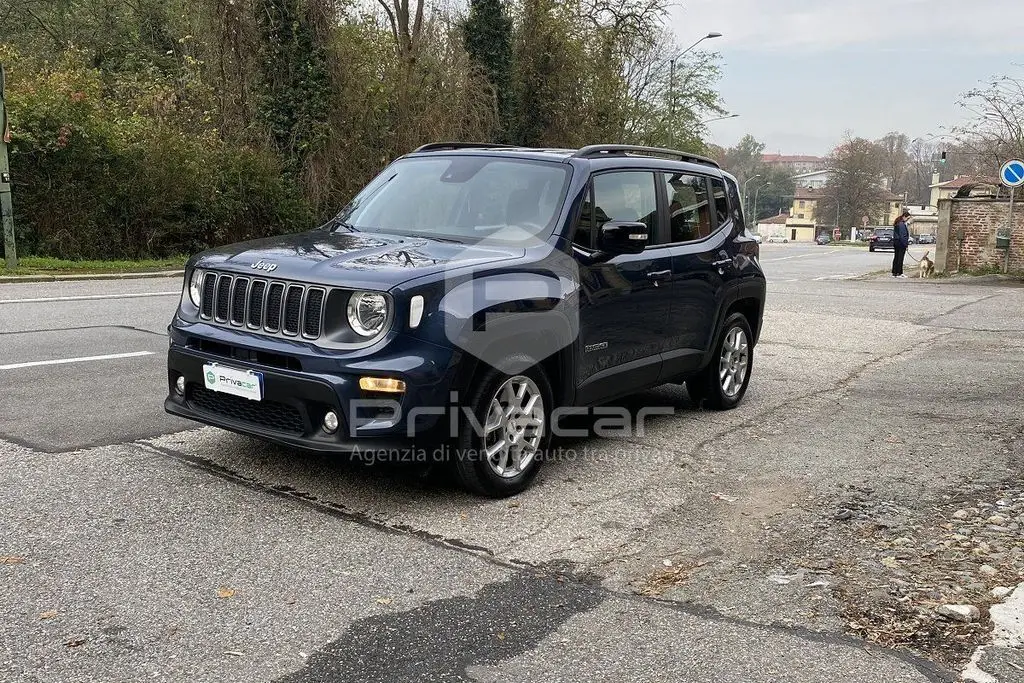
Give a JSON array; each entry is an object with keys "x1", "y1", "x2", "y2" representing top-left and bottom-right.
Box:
[{"x1": 892, "y1": 210, "x2": 911, "y2": 278}]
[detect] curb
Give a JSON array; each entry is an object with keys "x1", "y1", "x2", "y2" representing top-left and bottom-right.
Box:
[{"x1": 0, "y1": 270, "x2": 185, "y2": 284}]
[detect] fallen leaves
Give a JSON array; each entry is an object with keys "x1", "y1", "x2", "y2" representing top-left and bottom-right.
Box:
[
  {"x1": 40, "y1": 610, "x2": 58, "y2": 620},
  {"x1": 0, "y1": 556, "x2": 25, "y2": 565},
  {"x1": 64, "y1": 637, "x2": 86, "y2": 648},
  {"x1": 375, "y1": 597, "x2": 393, "y2": 605},
  {"x1": 216, "y1": 587, "x2": 235, "y2": 599}
]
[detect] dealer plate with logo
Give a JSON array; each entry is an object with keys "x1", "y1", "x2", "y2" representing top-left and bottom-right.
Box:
[{"x1": 203, "y1": 364, "x2": 263, "y2": 401}]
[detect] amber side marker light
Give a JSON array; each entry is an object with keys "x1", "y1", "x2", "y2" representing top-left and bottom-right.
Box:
[{"x1": 359, "y1": 377, "x2": 406, "y2": 393}]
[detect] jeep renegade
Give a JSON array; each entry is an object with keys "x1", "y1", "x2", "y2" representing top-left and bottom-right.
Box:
[{"x1": 165, "y1": 143, "x2": 766, "y2": 497}]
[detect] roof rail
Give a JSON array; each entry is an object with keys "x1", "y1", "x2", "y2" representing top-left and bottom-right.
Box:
[
  {"x1": 572, "y1": 144, "x2": 720, "y2": 168},
  {"x1": 412, "y1": 142, "x2": 516, "y2": 153}
]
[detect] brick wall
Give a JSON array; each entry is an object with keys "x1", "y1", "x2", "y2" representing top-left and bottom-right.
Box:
[{"x1": 935, "y1": 196, "x2": 1024, "y2": 273}]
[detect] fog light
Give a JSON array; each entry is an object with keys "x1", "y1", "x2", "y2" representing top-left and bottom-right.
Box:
[
  {"x1": 174, "y1": 375, "x2": 186, "y2": 396},
  {"x1": 322, "y1": 411, "x2": 339, "y2": 434},
  {"x1": 359, "y1": 377, "x2": 406, "y2": 393}
]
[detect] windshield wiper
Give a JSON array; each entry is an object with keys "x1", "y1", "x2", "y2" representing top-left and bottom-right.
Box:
[{"x1": 330, "y1": 216, "x2": 358, "y2": 233}]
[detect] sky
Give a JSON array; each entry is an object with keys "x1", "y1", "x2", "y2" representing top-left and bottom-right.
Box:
[{"x1": 671, "y1": 0, "x2": 1024, "y2": 156}]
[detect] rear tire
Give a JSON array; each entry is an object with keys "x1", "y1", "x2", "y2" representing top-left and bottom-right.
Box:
[
  {"x1": 452, "y1": 360, "x2": 551, "y2": 498},
  {"x1": 686, "y1": 313, "x2": 754, "y2": 411}
]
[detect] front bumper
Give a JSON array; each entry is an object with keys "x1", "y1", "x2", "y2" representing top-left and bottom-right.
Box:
[{"x1": 164, "y1": 319, "x2": 461, "y2": 454}]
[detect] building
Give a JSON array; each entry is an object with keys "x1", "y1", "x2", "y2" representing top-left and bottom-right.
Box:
[
  {"x1": 784, "y1": 187, "x2": 823, "y2": 242},
  {"x1": 785, "y1": 187, "x2": 906, "y2": 242},
  {"x1": 762, "y1": 154, "x2": 827, "y2": 175},
  {"x1": 792, "y1": 169, "x2": 831, "y2": 190},
  {"x1": 928, "y1": 173, "x2": 1001, "y2": 207},
  {"x1": 756, "y1": 211, "x2": 790, "y2": 239},
  {"x1": 905, "y1": 204, "x2": 939, "y2": 238}
]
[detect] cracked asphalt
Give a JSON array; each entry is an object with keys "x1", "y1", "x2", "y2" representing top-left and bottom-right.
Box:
[{"x1": 1, "y1": 242, "x2": 1021, "y2": 682}]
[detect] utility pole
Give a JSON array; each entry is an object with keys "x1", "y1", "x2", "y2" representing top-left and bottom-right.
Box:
[{"x1": 0, "y1": 61, "x2": 16, "y2": 270}]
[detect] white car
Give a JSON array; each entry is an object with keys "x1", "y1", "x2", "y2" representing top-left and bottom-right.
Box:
[{"x1": 751, "y1": 233, "x2": 763, "y2": 244}]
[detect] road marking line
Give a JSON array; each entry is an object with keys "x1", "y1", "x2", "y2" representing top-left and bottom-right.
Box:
[
  {"x1": 812, "y1": 273, "x2": 858, "y2": 281},
  {"x1": 761, "y1": 250, "x2": 840, "y2": 263},
  {"x1": 0, "y1": 291, "x2": 179, "y2": 305},
  {"x1": 0, "y1": 351, "x2": 155, "y2": 370}
]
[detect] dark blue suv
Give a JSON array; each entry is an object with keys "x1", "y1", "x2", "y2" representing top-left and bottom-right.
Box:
[{"x1": 165, "y1": 143, "x2": 766, "y2": 497}]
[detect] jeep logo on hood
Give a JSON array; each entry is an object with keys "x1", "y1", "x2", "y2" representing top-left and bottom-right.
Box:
[{"x1": 250, "y1": 260, "x2": 278, "y2": 272}]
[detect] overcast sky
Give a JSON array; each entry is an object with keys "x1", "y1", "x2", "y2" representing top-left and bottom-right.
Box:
[{"x1": 671, "y1": 0, "x2": 1024, "y2": 156}]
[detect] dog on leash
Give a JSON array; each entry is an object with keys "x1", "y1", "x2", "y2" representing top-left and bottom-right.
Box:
[{"x1": 919, "y1": 251, "x2": 935, "y2": 278}]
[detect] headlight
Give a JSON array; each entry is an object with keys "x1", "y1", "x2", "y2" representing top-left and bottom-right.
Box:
[
  {"x1": 347, "y1": 292, "x2": 389, "y2": 337},
  {"x1": 188, "y1": 269, "x2": 204, "y2": 308}
]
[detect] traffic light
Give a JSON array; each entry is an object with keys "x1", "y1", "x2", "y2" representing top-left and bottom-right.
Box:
[{"x1": 940, "y1": 151, "x2": 947, "y2": 165}]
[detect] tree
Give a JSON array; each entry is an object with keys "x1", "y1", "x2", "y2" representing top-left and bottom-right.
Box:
[
  {"x1": 876, "y1": 131, "x2": 909, "y2": 195},
  {"x1": 721, "y1": 134, "x2": 765, "y2": 186},
  {"x1": 463, "y1": 0, "x2": 513, "y2": 140},
  {"x1": 949, "y1": 70, "x2": 1024, "y2": 171},
  {"x1": 754, "y1": 165, "x2": 795, "y2": 222},
  {"x1": 816, "y1": 136, "x2": 888, "y2": 230}
]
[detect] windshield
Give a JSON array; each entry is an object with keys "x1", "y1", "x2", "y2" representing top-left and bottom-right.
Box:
[{"x1": 336, "y1": 156, "x2": 570, "y2": 244}]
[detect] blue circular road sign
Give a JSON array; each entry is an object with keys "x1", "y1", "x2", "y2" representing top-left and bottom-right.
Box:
[{"x1": 1000, "y1": 159, "x2": 1024, "y2": 188}]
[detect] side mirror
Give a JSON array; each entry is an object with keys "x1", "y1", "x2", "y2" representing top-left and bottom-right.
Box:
[{"x1": 599, "y1": 221, "x2": 648, "y2": 255}]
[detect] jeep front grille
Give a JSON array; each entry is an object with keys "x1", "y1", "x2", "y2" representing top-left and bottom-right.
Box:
[{"x1": 198, "y1": 272, "x2": 327, "y2": 340}]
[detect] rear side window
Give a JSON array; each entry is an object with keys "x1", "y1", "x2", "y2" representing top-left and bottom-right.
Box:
[
  {"x1": 663, "y1": 173, "x2": 711, "y2": 243},
  {"x1": 592, "y1": 171, "x2": 659, "y2": 235},
  {"x1": 724, "y1": 176, "x2": 744, "y2": 227},
  {"x1": 710, "y1": 177, "x2": 730, "y2": 227}
]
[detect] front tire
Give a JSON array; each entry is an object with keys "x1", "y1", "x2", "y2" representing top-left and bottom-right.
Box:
[
  {"x1": 686, "y1": 313, "x2": 754, "y2": 410},
  {"x1": 452, "y1": 362, "x2": 551, "y2": 498}
]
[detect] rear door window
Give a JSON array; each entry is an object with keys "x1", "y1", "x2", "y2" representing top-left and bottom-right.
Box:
[
  {"x1": 662, "y1": 173, "x2": 712, "y2": 243},
  {"x1": 709, "y1": 177, "x2": 730, "y2": 228}
]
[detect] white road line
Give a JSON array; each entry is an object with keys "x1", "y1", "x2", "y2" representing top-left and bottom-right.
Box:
[
  {"x1": 0, "y1": 291, "x2": 179, "y2": 305},
  {"x1": 812, "y1": 273, "x2": 858, "y2": 281},
  {"x1": 0, "y1": 351, "x2": 155, "y2": 370},
  {"x1": 760, "y1": 250, "x2": 840, "y2": 263}
]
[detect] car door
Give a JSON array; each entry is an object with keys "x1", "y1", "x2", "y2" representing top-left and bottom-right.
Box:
[
  {"x1": 658, "y1": 173, "x2": 737, "y2": 381},
  {"x1": 574, "y1": 170, "x2": 674, "y2": 406}
]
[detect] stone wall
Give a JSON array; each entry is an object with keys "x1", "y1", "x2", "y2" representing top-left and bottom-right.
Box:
[{"x1": 935, "y1": 196, "x2": 1024, "y2": 273}]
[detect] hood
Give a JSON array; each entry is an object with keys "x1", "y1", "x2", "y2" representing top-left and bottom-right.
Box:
[{"x1": 193, "y1": 229, "x2": 525, "y2": 290}]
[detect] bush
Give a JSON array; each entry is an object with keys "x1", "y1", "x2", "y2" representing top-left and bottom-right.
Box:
[{"x1": 2, "y1": 47, "x2": 313, "y2": 260}]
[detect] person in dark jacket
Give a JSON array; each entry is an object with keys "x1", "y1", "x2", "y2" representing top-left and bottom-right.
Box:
[{"x1": 892, "y1": 210, "x2": 911, "y2": 277}]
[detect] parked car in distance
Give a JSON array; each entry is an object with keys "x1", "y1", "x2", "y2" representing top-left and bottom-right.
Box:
[
  {"x1": 164, "y1": 142, "x2": 767, "y2": 498},
  {"x1": 751, "y1": 233, "x2": 763, "y2": 244},
  {"x1": 917, "y1": 234, "x2": 935, "y2": 244},
  {"x1": 815, "y1": 233, "x2": 831, "y2": 245},
  {"x1": 869, "y1": 228, "x2": 895, "y2": 252},
  {"x1": 766, "y1": 236, "x2": 788, "y2": 243}
]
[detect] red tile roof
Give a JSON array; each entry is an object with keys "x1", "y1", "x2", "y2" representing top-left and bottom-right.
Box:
[
  {"x1": 757, "y1": 214, "x2": 790, "y2": 224},
  {"x1": 930, "y1": 175, "x2": 1000, "y2": 189}
]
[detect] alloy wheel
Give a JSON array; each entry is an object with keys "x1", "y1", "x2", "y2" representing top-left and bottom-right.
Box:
[
  {"x1": 482, "y1": 376, "x2": 545, "y2": 478},
  {"x1": 719, "y1": 327, "x2": 750, "y2": 398}
]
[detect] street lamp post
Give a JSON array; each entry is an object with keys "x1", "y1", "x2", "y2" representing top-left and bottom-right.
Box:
[
  {"x1": 753, "y1": 181, "x2": 770, "y2": 225},
  {"x1": 668, "y1": 32, "x2": 722, "y2": 147},
  {"x1": 700, "y1": 113, "x2": 740, "y2": 125},
  {"x1": 742, "y1": 174, "x2": 761, "y2": 225}
]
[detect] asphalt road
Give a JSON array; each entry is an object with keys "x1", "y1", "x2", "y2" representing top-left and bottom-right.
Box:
[{"x1": 1, "y1": 242, "x2": 1021, "y2": 683}]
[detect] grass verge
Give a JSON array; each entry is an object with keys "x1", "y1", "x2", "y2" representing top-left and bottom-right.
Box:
[{"x1": 0, "y1": 256, "x2": 187, "y2": 277}]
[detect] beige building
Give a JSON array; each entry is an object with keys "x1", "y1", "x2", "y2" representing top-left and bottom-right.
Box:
[
  {"x1": 786, "y1": 187, "x2": 905, "y2": 242},
  {"x1": 785, "y1": 187, "x2": 825, "y2": 242},
  {"x1": 928, "y1": 173, "x2": 1000, "y2": 207}
]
